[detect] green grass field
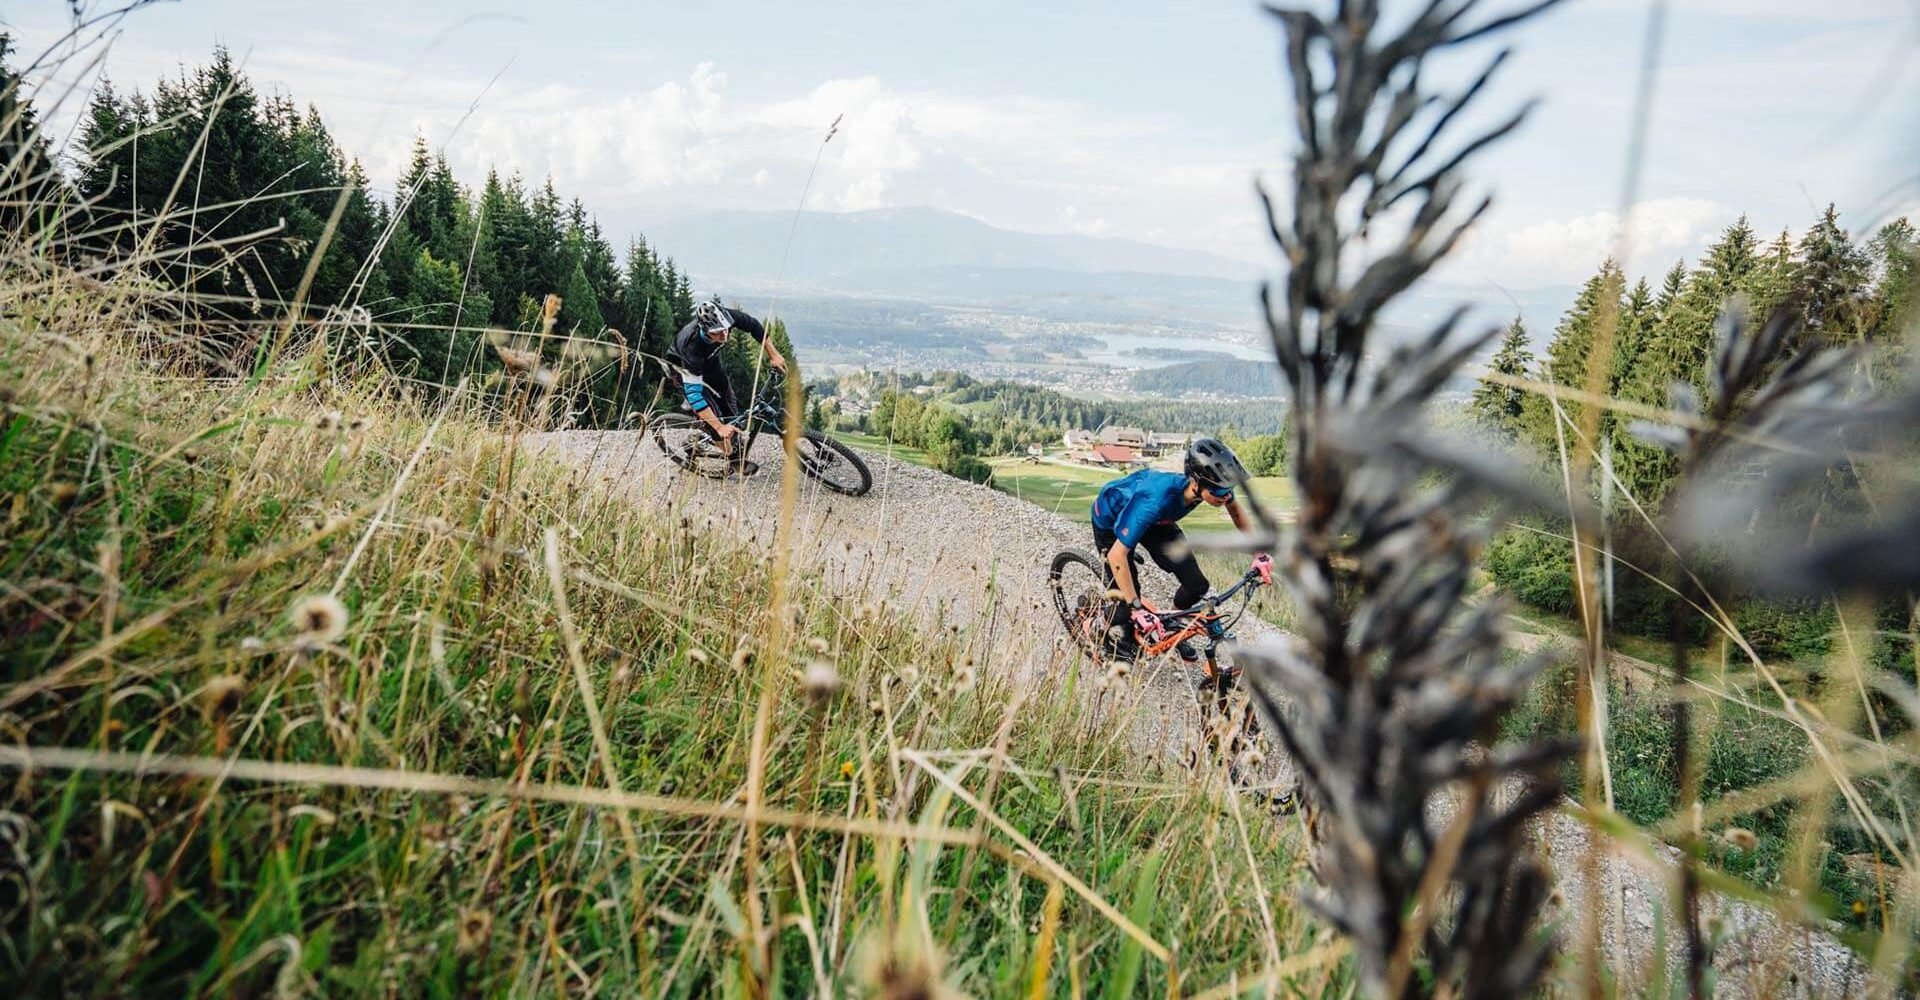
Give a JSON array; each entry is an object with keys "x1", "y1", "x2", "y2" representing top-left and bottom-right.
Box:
[
  {"x1": 988, "y1": 457, "x2": 1295, "y2": 532},
  {"x1": 831, "y1": 429, "x2": 934, "y2": 467}
]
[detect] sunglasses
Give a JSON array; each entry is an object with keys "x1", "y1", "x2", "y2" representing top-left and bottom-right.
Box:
[{"x1": 1203, "y1": 485, "x2": 1234, "y2": 501}]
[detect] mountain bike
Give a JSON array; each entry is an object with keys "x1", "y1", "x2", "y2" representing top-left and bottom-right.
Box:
[
  {"x1": 1048, "y1": 549, "x2": 1267, "y2": 682},
  {"x1": 650, "y1": 371, "x2": 873, "y2": 496},
  {"x1": 1048, "y1": 548, "x2": 1291, "y2": 806}
]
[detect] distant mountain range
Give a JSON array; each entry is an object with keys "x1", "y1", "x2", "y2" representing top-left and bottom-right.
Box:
[{"x1": 649, "y1": 206, "x2": 1573, "y2": 348}]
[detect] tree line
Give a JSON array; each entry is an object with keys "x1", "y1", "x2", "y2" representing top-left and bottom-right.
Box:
[
  {"x1": 1474, "y1": 208, "x2": 1916, "y2": 659},
  {"x1": 56, "y1": 44, "x2": 702, "y2": 422}
]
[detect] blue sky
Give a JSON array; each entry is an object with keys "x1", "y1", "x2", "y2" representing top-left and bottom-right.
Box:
[{"x1": 9, "y1": 0, "x2": 1918, "y2": 289}]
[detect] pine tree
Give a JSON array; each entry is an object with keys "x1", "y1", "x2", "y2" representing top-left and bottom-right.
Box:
[
  {"x1": 1520, "y1": 259, "x2": 1622, "y2": 447},
  {"x1": 0, "y1": 33, "x2": 62, "y2": 239},
  {"x1": 1608, "y1": 277, "x2": 1653, "y2": 398},
  {"x1": 1867, "y1": 218, "x2": 1916, "y2": 341},
  {"x1": 1795, "y1": 203, "x2": 1870, "y2": 341},
  {"x1": 1470, "y1": 317, "x2": 1533, "y2": 434},
  {"x1": 1744, "y1": 229, "x2": 1797, "y2": 319}
]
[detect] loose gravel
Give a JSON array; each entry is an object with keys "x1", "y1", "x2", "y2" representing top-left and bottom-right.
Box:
[{"x1": 529, "y1": 428, "x2": 1876, "y2": 998}]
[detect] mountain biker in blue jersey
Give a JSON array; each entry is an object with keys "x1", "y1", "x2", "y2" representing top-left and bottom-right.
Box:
[
  {"x1": 1092, "y1": 437, "x2": 1268, "y2": 661},
  {"x1": 669, "y1": 297, "x2": 787, "y2": 468}
]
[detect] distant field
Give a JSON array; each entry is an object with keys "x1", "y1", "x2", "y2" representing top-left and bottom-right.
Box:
[
  {"x1": 991, "y1": 457, "x2": 1295, "y2": 530},
  {"x1": 832, "y1": 429, "x2": 933, "y2": 467}
]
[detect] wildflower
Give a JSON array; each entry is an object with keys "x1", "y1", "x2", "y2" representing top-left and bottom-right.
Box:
[
  {"x1": 803, "y1": 659, "x2": 841, "y2": 702},
  {"x1": 840, "y1": 760, "x2": 855, "y2": 779},
  {"x1": 288, "y1": 593, "x2": 349, "y2": 645}
]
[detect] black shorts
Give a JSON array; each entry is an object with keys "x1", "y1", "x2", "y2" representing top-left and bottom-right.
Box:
[{"x1": 1093, "y1": 522, "x2": 1211, "y2": 617}]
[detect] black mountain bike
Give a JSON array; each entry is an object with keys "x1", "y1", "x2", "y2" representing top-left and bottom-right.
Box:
[{"x1": 650, "y1": 372, "x2": 873, "y2": 497}]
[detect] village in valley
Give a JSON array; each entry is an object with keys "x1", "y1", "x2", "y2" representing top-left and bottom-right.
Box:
[{"x1": 1052, "y1": 426, "x2": 1191, "y2": 469}]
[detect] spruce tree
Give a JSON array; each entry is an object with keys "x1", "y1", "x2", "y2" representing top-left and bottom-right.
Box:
[
  {"x1": 1796, "y1": 203, "x2": 1870, "y2": 340},
  {"x1": 1867, "y1": 218, "x2": 1916, "y2": 341},
  {"x1": 0, "y1": 33, "x2": 62, "y2": 239},
  {"x1": 1520, "y1": 259, "x2": 1622, "y2": 447},
  {"x1": 1470, "y1": 317, "x2": 1533, "y2": 434},
  {"x1": 1744, "y1": 229, "x2": 1797, "y2": 319},
  {"x1": 1608, "y1": 276, "x2": 1653, "y2": 398}
]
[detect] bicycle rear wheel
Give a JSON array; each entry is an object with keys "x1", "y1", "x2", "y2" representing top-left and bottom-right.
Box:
[
  {"x1": 651, "y1": 413, "x2": 734, "y2": 479},
  {"x1": 797, "y1": 431, "x2": 872, "y2": 496},
  {"x1": 1048, "y1": 549, "x2": 1115, "y2": 657}
]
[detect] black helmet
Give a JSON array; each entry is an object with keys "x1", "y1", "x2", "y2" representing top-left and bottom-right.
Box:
[{"x1": 1184, "y1": 437, "x2": 1248, "y2": 494}]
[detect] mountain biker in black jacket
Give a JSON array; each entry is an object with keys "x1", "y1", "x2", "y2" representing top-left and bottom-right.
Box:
[{"x1": 669, "y1": 297, "x2": 787, "y2": 463}]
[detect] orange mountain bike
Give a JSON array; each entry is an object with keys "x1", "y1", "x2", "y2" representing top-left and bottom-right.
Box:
[{"x1": 1047, "y1": 549, "x2": 1269, "y2": 695}]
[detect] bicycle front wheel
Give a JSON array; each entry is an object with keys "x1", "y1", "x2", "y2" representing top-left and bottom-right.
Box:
[
  {"x1": 797, "y1": 432, "x2": 873, "y2": 496},
  {"x1": 1048, "y1": 549, "x2": 1115, "y2": 657}
]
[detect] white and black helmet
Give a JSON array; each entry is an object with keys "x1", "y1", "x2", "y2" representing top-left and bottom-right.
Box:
[
  {"x1": 1184, "y1": 437, "x2": 1248, "y2": 495},
  {"x1": 693, "y1": 297, "x2": 733, "y2": 335}
]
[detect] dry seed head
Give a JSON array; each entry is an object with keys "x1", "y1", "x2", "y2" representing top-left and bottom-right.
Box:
[
  {"x1": 346, "y1": 415, "x2": 372, "y2": 434},
  {"x1": 315, "y1": 410, "x2": 343, "y2": 432},
  {"x1": 47, "y1": 481, "x2": 80, "y2": 508},
  {"x1": 456, "y1": 908, "x2": 493, "y2": 957},
  {"x1": 730, "y1": 646, "x2": 753, "y2": 673},
  {"x1": 687, "y1": 647, "x2": 712, "y2": 666},
  {"x1": 1237, "y1": 748, "x2": 1266, "y2": 771},
  {"x1": 868, "y1": 699, "x2": 884, "y2": 717},
  {"x1": 202, "y1": 674, "x2": 247, "y2": 721},
  {"x1": 952, "y1": 665, "x2": 977, "y2": 693},
  {"x1": 805, "y1": 636, "x2": 831, "y2": 655},
  {"x1": 494, "y1": 345, "x2": 539, "y2": 373},
  {"x1": 1723, "y1": 827, "x2": 1759, "y2": 852},
  {"x1": 803, "y1": 659, "x2": 841, "y2": 701},
  {"x1": 288, "y1": 593, "x2": 349, "y2": 645}
]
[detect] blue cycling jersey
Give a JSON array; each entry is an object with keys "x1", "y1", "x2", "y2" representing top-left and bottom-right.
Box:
[{"x1": 1090, "y1": 470, "x2": 1197, "y2": 548}]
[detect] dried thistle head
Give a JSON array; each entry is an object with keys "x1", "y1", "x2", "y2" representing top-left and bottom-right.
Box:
[
  {"x1": 287, "y1": 593, "x2": 349, "y2": 646},
  {"x1": 202, "y1": 674, "x2": 247, "y2": 722},
  {"x1": 455, "y1": 908, "x2": 493, "y2": 957},
  {"x1": 802, "y1": 659, "x2": 841, "y2": 702}
]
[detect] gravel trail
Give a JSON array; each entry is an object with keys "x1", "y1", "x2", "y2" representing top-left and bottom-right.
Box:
[{"x1": 530, "y1": 429, "x2": 1876, "y2": 998}]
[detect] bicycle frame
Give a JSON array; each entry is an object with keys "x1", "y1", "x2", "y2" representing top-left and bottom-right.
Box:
[
  {"x1": 1134, "y1": 567, "x2": 1266, "y2": 672},
  {"x1": 707, "y1": 374, "x2": 799, "y2": 453}
]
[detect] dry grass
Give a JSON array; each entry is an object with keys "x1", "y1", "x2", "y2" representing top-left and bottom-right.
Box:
[{"x1": 0, "y1": 256, "x2": 1347, "y2": 994}]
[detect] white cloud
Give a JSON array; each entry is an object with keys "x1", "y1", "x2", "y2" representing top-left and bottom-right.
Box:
[{"x1": 1446, "y1": 197, "x2": 1733, "y2": 286}]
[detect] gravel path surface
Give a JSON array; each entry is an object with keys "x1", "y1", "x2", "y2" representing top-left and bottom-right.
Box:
[{"x1": 530, "y1": 429, "x2": 1876, "y2": 998}]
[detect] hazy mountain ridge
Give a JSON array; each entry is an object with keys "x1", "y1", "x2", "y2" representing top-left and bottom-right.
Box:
[{"x1": 656, "y1": 206, "x2": 1573, "y2": 347}]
